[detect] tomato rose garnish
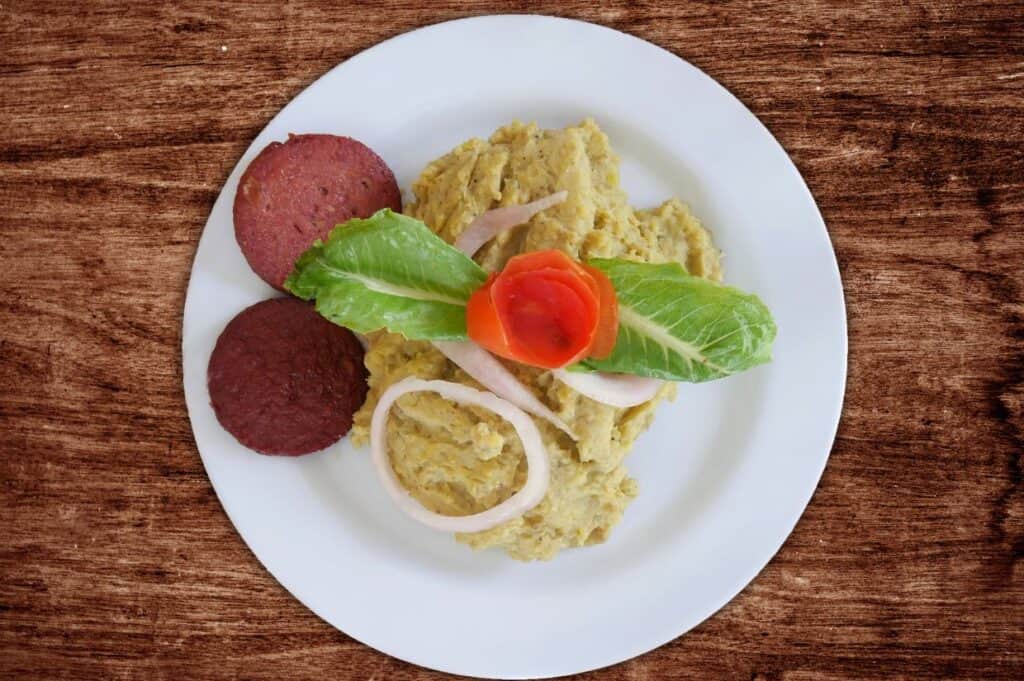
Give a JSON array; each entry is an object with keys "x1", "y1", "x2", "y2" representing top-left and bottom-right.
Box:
[{"x1": 466, "y1": 250, "x2": 619, "y2": 369}]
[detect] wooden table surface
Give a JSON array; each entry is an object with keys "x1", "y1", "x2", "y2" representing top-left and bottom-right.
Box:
[{"x1": 2, "y1": 1, "x2": 1022, "y2": 679}]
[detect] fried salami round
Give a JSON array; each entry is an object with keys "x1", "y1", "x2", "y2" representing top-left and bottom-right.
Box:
[
  {"x1": 207, "y1": 298, "x2": 368, "y2": 456},
  {"x1": 233, "y1": 134, "x2": 402, "y2": 290}
]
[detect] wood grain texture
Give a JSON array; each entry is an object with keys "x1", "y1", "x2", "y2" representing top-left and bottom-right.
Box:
[{"x1": 2, "y1": 1, "x2": 1022, "y2": 678}]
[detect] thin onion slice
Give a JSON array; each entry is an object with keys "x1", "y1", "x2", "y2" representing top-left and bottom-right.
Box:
[
  {"x1": 433, "y1": 340, "x2": 575, "y2": 439},
  {"x1": 455, "y1": 190, "x2": 569, "y2": 257},
  {"x1": 552, "y1": 368, "x2": 664, "y2": 408},
  {"x1": 370, "y1": 377, "x2": 550, "y2": 533}
]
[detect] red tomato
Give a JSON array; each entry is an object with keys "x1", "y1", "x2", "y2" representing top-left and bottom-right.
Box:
[
  {"x1": 465, "y1": 274, "x2": 509, "y2": 356},
  {"x1": 466, "y1": 250, "x2": 619, "y2": 369},
  {"x1": 581, "y1": 263, "x2": 619, "y2": 359}
]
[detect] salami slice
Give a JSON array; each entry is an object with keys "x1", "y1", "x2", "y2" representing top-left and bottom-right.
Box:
[
  {"x1": 233, "y1": 134, "x2": 401, "y2": 290},
  {"x1": 207, "y1": 298, "x2": 368, "y2": 456}
]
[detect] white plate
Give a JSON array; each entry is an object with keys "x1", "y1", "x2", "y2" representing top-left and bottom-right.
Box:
[{"x1": 182, "y1": 15, "x2": 846, "y2": 679}]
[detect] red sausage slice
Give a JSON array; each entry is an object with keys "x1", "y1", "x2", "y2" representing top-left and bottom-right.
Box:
[
  {"x1": 207, "y1": 298, "x2": 368, "y2": 456},
  {"x1": 233, "y1": 134, "x2": 401, "y2": 290}
]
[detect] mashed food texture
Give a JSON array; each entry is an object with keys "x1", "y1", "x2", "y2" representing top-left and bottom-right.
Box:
[{"x1": 352, "y1": 119, "x2": 722, "y2": 560}]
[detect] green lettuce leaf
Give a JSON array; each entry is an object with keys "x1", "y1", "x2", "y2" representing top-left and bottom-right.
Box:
[
  {"x1": 580, "y1": 259, "x2": 776, "y2": 382},
  {"x1": 284, "y1": 209, "x2": 487, "y2": 340}
]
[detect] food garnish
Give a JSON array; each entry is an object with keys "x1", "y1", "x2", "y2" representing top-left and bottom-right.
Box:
[
  {"x1": 370, "y1": 378, "x2": 550, "y2": 533},
  {"x1": 285, "y1": 210, "x2": 486, "y2": 341},
  {"x1": 579, "y1": 259, "x2": 776, "y2": 381},
  {"x1": 286, "y1": 210, "x2": 775, "y2": 381},
  {"x1": 454, "y1": 190, "x2": 568, "y2": 258},
  {"x1": 453, "y1": 189, "x2": 658, "y2": 405},
  {"x1": 466, "y1": 250, "x2": 619, "y2": 369},
  {"x1": 433, "y1": 340, "x2": 574, "y2": 437},
  {"x1": 551, "y1": 369, "x2": 663, "y2": 409}
]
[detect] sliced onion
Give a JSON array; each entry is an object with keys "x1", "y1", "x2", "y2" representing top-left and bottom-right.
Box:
[
  {"x1": 433, "y1": 340, "x2": 575, "y2": 438},
  {"x1": 552, "y1": 369, "x2": 664, "y2": 408},
  {"x1": 370, "y1": 377, "x2": 550, "y2": 533},
  {"x1": 455, "y1": 190, "x2": 569, "y2": 257}
]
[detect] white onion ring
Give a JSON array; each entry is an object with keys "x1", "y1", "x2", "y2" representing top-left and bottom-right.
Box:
[
  {"x1": 433, "y1": 340, "x2": 575, "y2": 438},
  {"x1": 455, "y1": 190, "x2": 568, "y2": 257},
  {"x1": 552, "y1": 369, "x2": 664, "y2": 408},
  {"x1": 370, "y1": 377, "x2": 550, "y2": 533}
]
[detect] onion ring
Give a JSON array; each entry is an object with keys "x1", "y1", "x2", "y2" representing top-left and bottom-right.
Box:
[{"x1": 370, "y1": 377, "x2": 550, "y2": 533}]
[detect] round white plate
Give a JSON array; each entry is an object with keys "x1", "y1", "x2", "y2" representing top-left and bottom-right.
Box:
[{"x1": 183, "y1": 14, "x2": 846, "y2": 679}]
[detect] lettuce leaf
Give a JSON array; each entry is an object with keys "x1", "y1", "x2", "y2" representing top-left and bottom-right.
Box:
[
  {"x1": 284, "y1": 209, "x2": 487, "y2": 341},
  {"x1": 580, "y1": 259, "x2": 776, "y2": 382},
  {"x1": 285, "y1": 211, "x2": 776, "y2": 380}
]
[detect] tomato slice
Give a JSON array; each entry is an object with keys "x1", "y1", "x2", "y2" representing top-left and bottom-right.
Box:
[
  {"x1": 493, "y1": 269, "x2": 599, "y2": 368},
  {"x1": 501, "y1": 250, "x2": 582, "y2": 278},
  {"x1": 466, "y1": 274, "x2": 511, "y2": 356},
  {"x1": 465, "y1": 250, "x2": 620, "y2": 368},
  {"x1": 581, "y1": 263, "x2": 619, "y2": 359}
]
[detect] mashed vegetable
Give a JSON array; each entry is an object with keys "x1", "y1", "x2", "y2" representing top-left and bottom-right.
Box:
[{"x1": 351, "y1": 119, "x2": 722, "y2": 560}]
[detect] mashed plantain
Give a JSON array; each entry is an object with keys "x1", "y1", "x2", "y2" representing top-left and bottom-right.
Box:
[{"x1": 351, "y1": 119, "x2": 722, "y2": 560}]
